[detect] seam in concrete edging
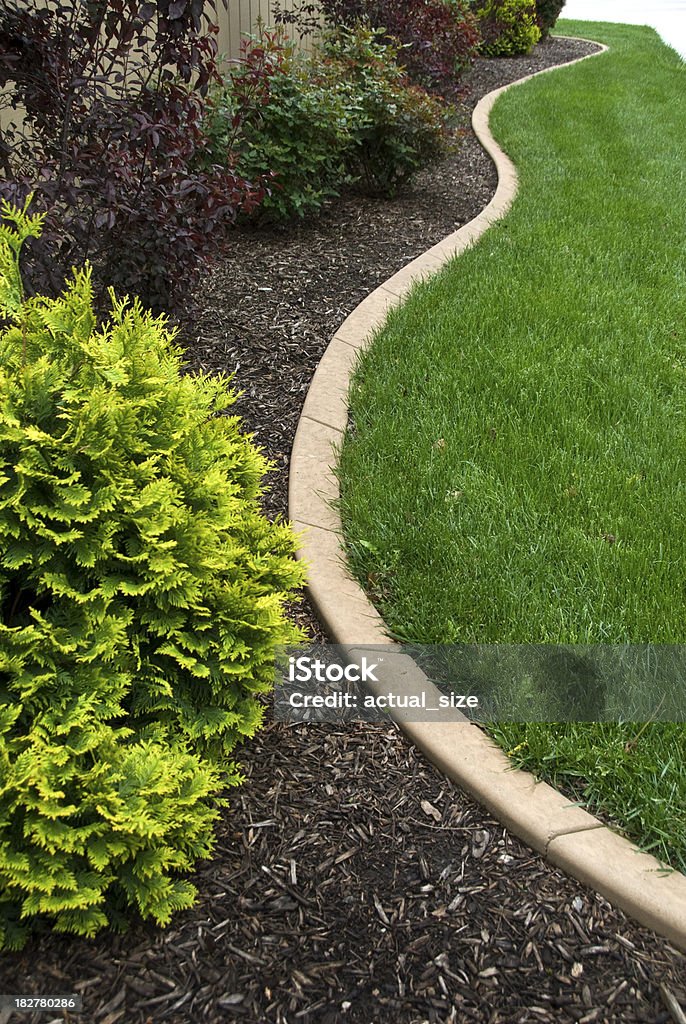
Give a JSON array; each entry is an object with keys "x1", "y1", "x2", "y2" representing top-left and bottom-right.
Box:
[{"x1": 288, "y1": 39, "x2": 686, "y2": 953}]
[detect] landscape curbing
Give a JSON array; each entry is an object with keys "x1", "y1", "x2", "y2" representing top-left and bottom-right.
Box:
[{"x1": 288, "y1": 39, "x2": 686, "y2": 952}]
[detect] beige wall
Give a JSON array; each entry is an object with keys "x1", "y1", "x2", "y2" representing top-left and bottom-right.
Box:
[{"x1": 215, "y1": 0, "x2": 322, "y2": 61}]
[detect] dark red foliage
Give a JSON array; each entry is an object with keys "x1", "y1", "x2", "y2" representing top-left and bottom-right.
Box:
[
  {"x1": 0, "y1": 1, "x2": 266, "y2": 314},
  {"x1": 316, "y1": 0, "x2": 481, "y2": 94}
]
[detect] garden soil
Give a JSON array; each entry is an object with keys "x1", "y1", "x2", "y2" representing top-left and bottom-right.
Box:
[{"x1": 2, "y1": 36, "x2": 685, "y2": 1024}]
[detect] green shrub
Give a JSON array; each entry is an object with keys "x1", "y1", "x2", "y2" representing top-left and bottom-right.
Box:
[
  {"x1": 535, "y1": 0, "x2": 566, "y2": 38},
  {"x1": 208, "y1": 25, "x2": 454, "y2": 219},
  {"x1": 0, "y1": 199, "x2": 305, "y2": 948},
  {"x1": 318, "y1": 24, "x2": 455, "y2": 197},
  {"x1": 474, "y1": 0, "x2": 541, "y2": 56},
  {"x1": 206, "y1": 30, "x2": 356, "y2": 221}
]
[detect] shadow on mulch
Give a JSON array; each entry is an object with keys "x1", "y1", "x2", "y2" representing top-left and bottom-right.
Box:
[{"x1": 2, "y1": 36, "x2": 685, "y2": 1024}]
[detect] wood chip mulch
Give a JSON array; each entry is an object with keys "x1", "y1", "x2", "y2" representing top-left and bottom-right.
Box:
[{"x1": 2, "y1": 36, "x2": 686, "y2": 1024}]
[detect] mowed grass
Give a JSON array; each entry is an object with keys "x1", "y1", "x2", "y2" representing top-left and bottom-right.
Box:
[{"x1": 338, "y1": 22, "x2": 686, "y2": 870}]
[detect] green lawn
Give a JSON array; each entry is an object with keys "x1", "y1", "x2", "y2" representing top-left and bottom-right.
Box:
[{"x1": 338, "y1": 22, "x2": 686, "y2": 871}]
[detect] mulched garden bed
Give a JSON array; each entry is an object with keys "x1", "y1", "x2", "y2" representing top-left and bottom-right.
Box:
[{"x1": 2, "y1": 35, "x2": 686, "y2": 1024}]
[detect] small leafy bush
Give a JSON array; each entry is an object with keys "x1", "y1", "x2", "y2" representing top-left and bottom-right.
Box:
[
  {"x1": 317, "y1": 0, "x2": 481, "y2": 94},
  {"x1": 205, "y1": 30, "x2": 355, "y2": 221},
  {"x1": 535, "y1": 0, "x2": 566, "y2": 38},
  {"x1": 0, "y1": 200, "x2": 304, "y2": 949},
  {"x1": 474, "y1": 0, "x2": 541, "y2": 56},
  {"x1": 319, "y1": 25, "x2": 455, "y2": 197},
  {"x1": 209, "y1": 25, "x2": 454, "y2": 219},
  {"x1": 0, "y1": 0, "x2": 264, "y2": 315}
]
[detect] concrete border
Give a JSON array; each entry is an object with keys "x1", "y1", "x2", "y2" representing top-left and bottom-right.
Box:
[{"x1": 288, "y1": 39, "x2": 686, "y2": 952}]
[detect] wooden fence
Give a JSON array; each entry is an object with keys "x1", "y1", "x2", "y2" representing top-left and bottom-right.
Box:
[
  {"x1": 0, "y1": 1, "x2": 322, "y2": 134},
  {"x1": 215, "y1": 0, "x2": 322, "y2": 61}
]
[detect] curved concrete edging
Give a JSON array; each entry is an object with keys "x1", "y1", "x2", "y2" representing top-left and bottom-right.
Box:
[{"x1": 288, "y1": 39, "x2": 686, "y2": 953}]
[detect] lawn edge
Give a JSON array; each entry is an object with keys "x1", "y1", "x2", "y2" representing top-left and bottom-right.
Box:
[{"x1": 288, "y1": 37, "x2": 686, "y2": 953}]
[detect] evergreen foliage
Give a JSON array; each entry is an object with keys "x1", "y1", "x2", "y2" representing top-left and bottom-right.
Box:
[
  {"x1": 0, "y1": 198, "x2": 305, "y2": 948},
  {"x1": 535, "y1": 0, "x2": 566, "y2": 39}
]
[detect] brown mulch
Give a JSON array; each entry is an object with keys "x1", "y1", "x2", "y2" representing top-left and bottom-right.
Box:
[
  {"x1": 3, "y1": 36, "x2": 686, "y2": 1024},
  {"x1": 2, "y1": 724, "x2": 685, "y2": 1024}
]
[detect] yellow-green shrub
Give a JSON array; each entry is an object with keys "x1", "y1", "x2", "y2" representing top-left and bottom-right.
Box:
[
  {"x1": 474, "y1": 0, "x2": 541, "y2": 56},
  {"x1": 0, "y1": 199, "x2": 304, "y2": 949}
]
